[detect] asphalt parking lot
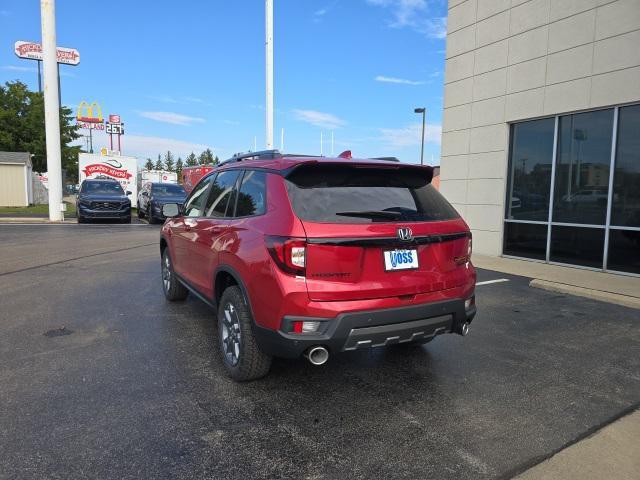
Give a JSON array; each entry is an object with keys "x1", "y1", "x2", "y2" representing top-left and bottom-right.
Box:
[{"x1": 1, "y1": 224, "x2": 638, "y2": 480}]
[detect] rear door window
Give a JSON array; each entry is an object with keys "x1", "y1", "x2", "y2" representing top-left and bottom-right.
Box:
[
  {"x1": 204, "y1": 170, "x2": 241, "y2": 218},
  {"x1": 285, "y1": 164, "x2": 459, "y2": 223},
  {"x1": 236, "y1": 170, "x2": 267, "y2": 217}
]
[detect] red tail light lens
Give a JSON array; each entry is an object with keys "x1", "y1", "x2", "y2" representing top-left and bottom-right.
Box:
[{"x1": 265, "y1": 236, "x2": 306, "y2": 275}]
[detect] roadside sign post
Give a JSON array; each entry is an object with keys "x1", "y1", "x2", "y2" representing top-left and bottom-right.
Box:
[{"x1": 14, "y1": 40, "x2": 80, "y2": 103}]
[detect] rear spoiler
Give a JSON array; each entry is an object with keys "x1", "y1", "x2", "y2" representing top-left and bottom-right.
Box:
[{"x1": 283, "y1": 161, "x2": 434, "y2": 188}]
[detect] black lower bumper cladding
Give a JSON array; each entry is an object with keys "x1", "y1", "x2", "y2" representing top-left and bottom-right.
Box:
[{"x1": 254, "y1": 298, "x2": 476, "y2": 359}]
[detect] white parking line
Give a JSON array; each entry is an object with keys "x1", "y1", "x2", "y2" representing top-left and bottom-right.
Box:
[{"x1": 476, "y1": 278, "x2": 510, "y2": 286}]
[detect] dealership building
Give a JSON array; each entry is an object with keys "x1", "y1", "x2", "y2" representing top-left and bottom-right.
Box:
[{"x1": 439, "y1": 0, "x2": 640, "y2": 275}]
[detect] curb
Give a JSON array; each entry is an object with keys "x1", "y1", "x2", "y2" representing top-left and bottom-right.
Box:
[{"x1": 529, "y1": 279, "x2": 640, "y2": 309}]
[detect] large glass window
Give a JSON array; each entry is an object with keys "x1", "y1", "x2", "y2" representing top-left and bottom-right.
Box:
[
  {"x1": 505, "y1": 118, "x2": 555, "y2": 221},
  {"x1": 550, "y1": 226, "x2": 605, "y2": 268},
  {"x1": 553, "y1": 109, "x2": 614, "y2": 225},
  {"x1": 607, "y1": 230, "x2": 640, "y2": 275},
  {"x1": 503, "y1": 223, "x2": 547, "y2": 260},
  {"x1": 610, "y1": 105, "x2": 640, "y2": 228},
  {"x1": 502, "y1": 104, "x2": 639, "y2": 275}
]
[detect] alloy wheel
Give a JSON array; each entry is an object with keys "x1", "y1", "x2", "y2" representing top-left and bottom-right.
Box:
[
  {"x1": 162, "y1": 253, "x2": 171, "y2": 292},
  {"x1": 221, "y1": 303, "x2": 241, "y2": 366}
]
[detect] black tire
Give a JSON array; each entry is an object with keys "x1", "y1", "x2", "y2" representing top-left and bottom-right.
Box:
[
  {"x1": 137, "y1": 204, "x2": 145, "y2": 219},
  {"x1": 217, "y1": 286, "x2": 272, "y2": 381},
  {"x1": 161, "y1": 249, "x2": 188, "y2": 301},
  {"x1": 148, "y1": 210, "x2": 158, "y2": 224},
  {"x1": 121, "y1": 216, "x2": 131, "y2": 224},
  {"x1": 77, "y1": 215, "x2": 86, "y2": 224}
]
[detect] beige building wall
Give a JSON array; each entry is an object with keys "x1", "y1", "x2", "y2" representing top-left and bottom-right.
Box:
[
  {"x1": 0, "y1": 164, "x2": 28, "y2": 207},
  {"x1": 440, "y1": 0, "x2": 640, "y2": 255}
]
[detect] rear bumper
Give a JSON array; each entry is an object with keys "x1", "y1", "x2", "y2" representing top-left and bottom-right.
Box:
[{"x1": 253, "y1": 297, "x2": 476, "y2": 359}]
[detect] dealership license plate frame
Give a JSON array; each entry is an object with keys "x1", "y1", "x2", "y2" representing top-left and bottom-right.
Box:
[{"x1": 383, "y1": 248, "x2": 419, "y2": 271}]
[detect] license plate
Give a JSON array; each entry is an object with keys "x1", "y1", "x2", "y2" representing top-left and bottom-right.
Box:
[{"x1": 384, "y1": 249, "x2": 419, "y2": 271}]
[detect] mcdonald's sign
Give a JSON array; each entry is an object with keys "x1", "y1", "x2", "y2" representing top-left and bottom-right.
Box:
[{"x1": 77, "y1": 101, "x2": 103, "y2": 123}]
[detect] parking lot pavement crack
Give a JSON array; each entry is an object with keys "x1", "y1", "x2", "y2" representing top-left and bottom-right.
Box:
[{"x1": 0, "y1": 242, "x2": 157, "y2": 277}]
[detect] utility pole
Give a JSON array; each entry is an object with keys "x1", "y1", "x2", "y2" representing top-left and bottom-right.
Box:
[
  {"x1": 280, "y1": 128, "x2": 284, "y2": 151},
  {"x1": 265, "y1": 0, "x2": 274, "y2": 149},
  {"x1": 331, "y1": 131, "x2": 334, "y2": 156},
  {"x1": 41, "y1": 0, "x2": 63, "y2": 221},
  {"x1": 320, "y1": 131, "x2": 323, "y2": 156},
  {"x1": 414, "y1": 107, "x2": 426, "y2": 165}
]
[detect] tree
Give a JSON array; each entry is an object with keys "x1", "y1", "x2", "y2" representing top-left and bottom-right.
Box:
[
  {"x1": 154, "y1": 154, "x2": 163, "y2": 171},
  {"x1": 198, "y1": 148, "x2": 214, "y2": 165},
  {"x1": 0, "y1": 80, "x2": 81, "y2": 182},
  {"x1": 214, "y1": 155, "x2": 220, "y2": 165},
  {"x1": 144, "y1": 158, "x2": 154, "y2": 170},
  {"x1": 175, "y1": 157, "x2": 183, "y2": 180},
  {"x1": 185, "y1": 152, "x2": 197, "y2": 167},
  {"x1": 164, "y1": 150, "x2": 175, "y2": 172}
]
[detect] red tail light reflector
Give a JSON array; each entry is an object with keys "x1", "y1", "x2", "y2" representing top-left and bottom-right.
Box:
[{"x1": 265, "y1": 236, "x2": 307, "y2": 275}]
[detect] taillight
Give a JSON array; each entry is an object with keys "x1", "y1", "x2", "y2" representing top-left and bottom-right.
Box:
[
  {"x1": 265, "y1": 236, "x2": 306, "y2": 275},
  {"x1": 455, "y1": 233, "x2": 472, "y2": 265}
]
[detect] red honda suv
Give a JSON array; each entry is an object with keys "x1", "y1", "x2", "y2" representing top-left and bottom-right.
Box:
[{"x1": 160, "y1": 150, "x2": 476, "y2": 381}]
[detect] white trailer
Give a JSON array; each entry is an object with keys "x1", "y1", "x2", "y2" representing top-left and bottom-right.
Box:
[
  {"x1": 78, "y1": 153, "x2": 138, "y2": 203},
  {"x1": 138, "y1": 170, "x2": 178, "y2": 188}
]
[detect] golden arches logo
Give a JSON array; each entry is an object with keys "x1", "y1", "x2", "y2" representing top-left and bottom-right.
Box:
[{"x1": 77, "y1": 101, "x2": 103, "y2": 123}]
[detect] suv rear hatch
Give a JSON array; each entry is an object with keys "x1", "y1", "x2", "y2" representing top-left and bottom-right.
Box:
[{"x1": 285, "y1": 162, "x2": 471, "y2": 302}]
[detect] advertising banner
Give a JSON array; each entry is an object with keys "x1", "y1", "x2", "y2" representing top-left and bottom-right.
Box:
[
  {"x1": 79, "y1": 153, "x2": 138, "y2": 202},
  {"x1": 14, "y1": 41, "x2": 80, "y2": 65}
]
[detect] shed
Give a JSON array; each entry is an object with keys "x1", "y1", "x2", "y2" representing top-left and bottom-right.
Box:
[{"x1": 0, "y1": 152, "x2": 33, "y2": 206}]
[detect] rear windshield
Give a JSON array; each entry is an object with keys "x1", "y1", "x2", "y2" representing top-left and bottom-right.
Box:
[{"x1": 285, "y1": 165, "x2": 459, "y2": 223}]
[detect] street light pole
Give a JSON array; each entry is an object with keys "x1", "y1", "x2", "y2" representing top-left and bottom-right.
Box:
[
  {"x1": 265, "y1": 0, "x2": 274, "y2": 149},
  {"x1": 41, "y1": 0, "x2": 63, "y2": 221},
  {"x1": 414, "y1": 107, "x2": 426, "y2": 165}
]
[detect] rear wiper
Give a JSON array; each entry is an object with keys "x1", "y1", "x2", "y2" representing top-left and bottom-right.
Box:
[{"x1": 335, "y1": 210, "x2": 402, "y2": 219}]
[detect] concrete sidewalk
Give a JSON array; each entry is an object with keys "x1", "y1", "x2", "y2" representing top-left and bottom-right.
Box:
[
  {"x1": 473, "y1": 254, "x2": 640, "y2": 309},
  {"x1": 515, "y1": 409, "x2": 640, "y2": 480}
]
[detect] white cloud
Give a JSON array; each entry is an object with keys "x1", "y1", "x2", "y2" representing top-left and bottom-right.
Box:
[
  {"x1": 375, "y1": 75, "x2": 426, "y2": 85},
  {"x1": 292, "y1": 109, "x2": 346, "y2": 129},
  {"x1": 314, "y1": 8, "x2": 328, "y2": 16},
  {"x1": 367, "y1": 0, "x2": 447, "y2": 38},
  {"x1": 377, "y1": 122, "x2": 442, "y2": 147},
  {"x1": 138, "y1": 111, "x2": 205, "y2": 126}
]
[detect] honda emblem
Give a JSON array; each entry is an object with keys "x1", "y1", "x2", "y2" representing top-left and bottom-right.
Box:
[{"x1": 397, "y1": 227, "x2": 413, "y2": 241}]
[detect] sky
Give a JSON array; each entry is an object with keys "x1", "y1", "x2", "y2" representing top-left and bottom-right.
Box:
[{"x1": 0, "y1": 0, "x2": 448, "y2": 166}]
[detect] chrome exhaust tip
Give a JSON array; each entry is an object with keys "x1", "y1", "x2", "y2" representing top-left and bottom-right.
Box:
[
  {"x1": 458, "y1": 322, "x2": 470, "y2": 336},
  {"x1": 304, "y1": 346, "x2": 329, "y2": 366}
]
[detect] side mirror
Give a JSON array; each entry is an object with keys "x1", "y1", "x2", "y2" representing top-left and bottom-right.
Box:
[
  {"x1": 126, "y1": 190, "x2": 132, "y2": 196},
  {"x1": 162, "y1": 203, "x2": 180, "y2": 218}
]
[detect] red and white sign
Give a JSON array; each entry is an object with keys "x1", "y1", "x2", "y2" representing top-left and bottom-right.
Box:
[
  {"x1": 109, "y1": 114, "x2": 121, "y2": 123},
  {"x1": 79, "y1": 153, "x2": 138, "y2": 201},
  {"x1": 14, "y1": 41, "x2": 80, "y2": 65}
]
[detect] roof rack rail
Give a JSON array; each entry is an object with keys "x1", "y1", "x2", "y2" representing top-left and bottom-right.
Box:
[
  {"x1": 220, "y1": 149, "x2": 281, "y2": 165},
  {"x1": 370, "y1": 156, "x2": 400, "y2": 162}
]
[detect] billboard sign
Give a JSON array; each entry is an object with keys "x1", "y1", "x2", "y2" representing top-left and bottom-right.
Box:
[
  {"x1": 78, "y1": 153, "x2": 138, "y2": 202},
  {"x1": 14, "y1": 41, "x2": 80, "y2": 65}
]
